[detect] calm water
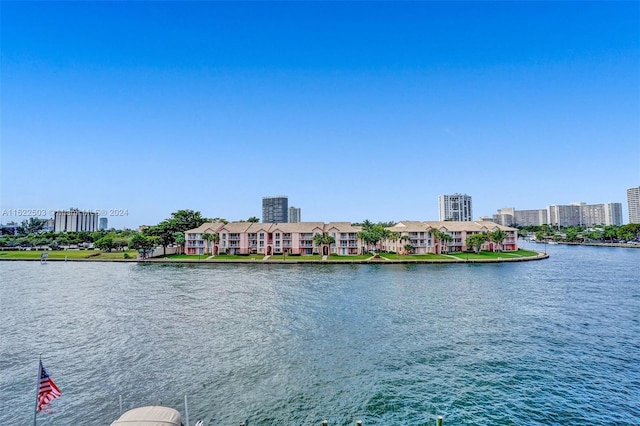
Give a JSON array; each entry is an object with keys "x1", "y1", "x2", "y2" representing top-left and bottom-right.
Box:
[{"x1": 1, "y1": 244, "x2": 639, "y2": 425}]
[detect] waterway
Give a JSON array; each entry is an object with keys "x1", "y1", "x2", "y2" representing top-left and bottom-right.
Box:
[{"x1": 1, "y1": 244, "x2": 638, "y2": 425}]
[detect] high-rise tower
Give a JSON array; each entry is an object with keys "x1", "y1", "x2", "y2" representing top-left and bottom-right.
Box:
[
  {"x1": 262, "y1": 196, "x2": 288, "y2": 223},
  {"x1": 438, "y1": 194, "x2": 473, "y2": 221},
  {"x1": 627, "y1": 186, "x2": 640, "y2": 224}
]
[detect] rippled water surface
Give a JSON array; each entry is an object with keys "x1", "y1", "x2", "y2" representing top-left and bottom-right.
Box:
[{"x1": 1, "y1": 245, "x2": 639, "y2": 425}]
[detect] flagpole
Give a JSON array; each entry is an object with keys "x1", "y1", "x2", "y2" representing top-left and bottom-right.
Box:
[{"x1": 33, "y1": 354, "x2": 42, "y2": 426}]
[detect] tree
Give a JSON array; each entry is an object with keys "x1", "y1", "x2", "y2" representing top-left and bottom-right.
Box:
[
  {"x1": 357, "y1": 230, "x2": 380, "y2": 253},
  {"x1": 94, "y1": 237, "x2": 115, "y2": 252},
  {"x1": 209, "y1": 217, "x2": 229, "y2": 224},
  {"x1": 488, "y1": 228, "x2": 507, "y2": 252},
  {"x1": 617, "y1": 223, "x2": 640, "y2": 242},
  {"x1": 130, "y1": 233, "x2": 155, "y2": 258},
  {"x1": 91, "y1": 231, "x2": 107, "y2": 242},
  {"x1": 517, "y1": 228, "x2": 528, "y2": 241},
  {"x1": 173, "y1": 232, "x2": 185, "y2": 254},
  {"x1": 466, "y1": 233, "x2": 487, "y2": 253},
  {"x1": 404, "y1": 244, "x2": 414, "y2": 254},
  {"x1": 76, "y1": 231, "x2": 93, "y2": 243},
  {"x1": 361, "y1": 219, "x2": 375, "y2": 231},
  {"x1": 313, "y1": 233, "x2": 335, "y2": 254},
  {"x1": 170, "y1": 210, "x2": 207, "y2": 232},
  {"x1": 603, "y1": 226, "x2": 618, "y2": 243},
  {"x1": 113, "y1": 237, "x2": 129, "y2": 251},
  {"x1": 145, "y1": 220, "x2": 176, "y2": 255},
  {"x1": 430, "y1": 229, "x2": 452, "y2": 254},
  {"x1": 565, "y1": 229, "x2": 579, "y2": 242},
  {"x1": 247, "y1": 217, "x2": 260, "y2": 223},
  {"x1": 387, "y1": 231, "x2": 400, "y2": 252},
  {"x1": 202, "y1": 232, "x2": 214, "y2": 255},
  {"x1": 399, "y1": 235, "x2": 411, "y2": 254},
  {"x1": 19, "y1": 218, "x2": 47, "y2": 235}
]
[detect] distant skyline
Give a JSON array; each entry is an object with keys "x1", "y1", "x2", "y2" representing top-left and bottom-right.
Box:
[{"x1": 2, "y1": 2, "x2": 638, "y2": 228}]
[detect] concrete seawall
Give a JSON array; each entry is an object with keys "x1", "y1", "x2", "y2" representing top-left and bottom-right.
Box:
[{"x1": 2, "y1": 252, "x2": 549, "y2": 264}]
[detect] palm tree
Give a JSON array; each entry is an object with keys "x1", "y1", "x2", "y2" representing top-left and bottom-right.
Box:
[
  {"x1": 357, "y1": 230, "x2": 379, "y2": 253},
  {"x1": 361, "y1": 219, "x2": 375, "y2": 231},
  {"x1": 388, "y1": 231, "x2": 400, "y2": 253},
  {"x1": 489, "y1": 228, "x2": 507, "y2": 252},
  {"x1": 399, "y1": 235, "x2": 411, "y2": 254},
  {"x1": 201, "y1": 233, "x2": 214, "y2": 255},
  {"x1": 313, "y1": 233, "x2": 335, "y2": 256},
  {"x1": 211, "y1": 233, "x2": 220, "y2": 255},
  {"x1": 431, "y1": 229, "x2": 452, "y2": 254},
  {"x1": 441, "y1": 232, "x2": 453, "y2": 253}
]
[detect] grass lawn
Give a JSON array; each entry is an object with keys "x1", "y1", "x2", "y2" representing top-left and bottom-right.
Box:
[
  {"x1": 267, "y1": 254, "x2": 322, "y2": 261},
  {"x1": 448, "y1": 249, "x2": 540, "y2": 260},
  {"x1": 214, "y1": 254, "x2": 266, "y2": 261},
  {"x1": 162, "y1": 254, "x2": 208, "y2": 259},
  {"x1": 380, "y1": 253, "x2": 453, "y2": 261},
  {"x1": 0, "y1": 250, "x2": 138, "y2": 260},
  {"x1": 327, "y1": 254, "x2": 373, "y2": 261},
  {"x1": 160, "y1": 253, "x2": 266, "y2": 261}
]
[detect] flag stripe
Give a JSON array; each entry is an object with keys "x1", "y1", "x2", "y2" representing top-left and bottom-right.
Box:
[{"x1": 37, "y1": 362, "x2": 61, "y2": 412}]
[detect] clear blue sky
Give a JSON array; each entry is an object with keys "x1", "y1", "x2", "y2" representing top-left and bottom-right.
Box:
[{"x1": 2, "y1": 1, "x2": 639, "y2": 228}]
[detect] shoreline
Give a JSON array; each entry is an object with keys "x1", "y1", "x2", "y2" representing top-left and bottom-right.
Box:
[{"x1": 0, "y1": 252, "x2": 550, "y2": 264}]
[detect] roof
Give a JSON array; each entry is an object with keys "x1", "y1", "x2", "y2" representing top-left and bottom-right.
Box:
[
  {"x1": 262, "y1": 222, "x2": 325, "y2": 233},
  {"x1": 110, "y1": 406, "x2": 182, "y2": 426},
  {"x1": 422, "y1": 221, "x2": 517, "y2": 232},
  {"x1": 324, "y1": 222, "x2": 362, "y2": 233},
  {"x1": 388, "y1": 221, "x2": 429, "y2": 232},
  {"x1": 185, "y1": 222, "x2": 226, "y2": 234}
]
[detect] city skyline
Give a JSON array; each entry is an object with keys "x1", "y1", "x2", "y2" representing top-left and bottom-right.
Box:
[{"x1": 2, "y1": 2, "x2": 638, "y2": 228}]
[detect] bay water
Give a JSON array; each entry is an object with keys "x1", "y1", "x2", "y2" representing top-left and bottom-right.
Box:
[{"x1": 1, "y1": 244, "x2": 638, "y2": 425}]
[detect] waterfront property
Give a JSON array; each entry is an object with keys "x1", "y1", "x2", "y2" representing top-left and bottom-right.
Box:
[
  {"x1": 384, "y1": 221, "x2": 517, "y2": 254},
  {"x1": 185, "y1": 220, "x2": 518, "y2": 256}
]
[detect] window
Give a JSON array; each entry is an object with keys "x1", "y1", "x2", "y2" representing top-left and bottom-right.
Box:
[{"x1": 259, "y1": 233, "x2": 264, "y2": 239}]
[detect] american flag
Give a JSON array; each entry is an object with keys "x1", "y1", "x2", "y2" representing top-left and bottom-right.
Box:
[{"x1": 37, "y1": 361, "x2": 61, "y2": 412}]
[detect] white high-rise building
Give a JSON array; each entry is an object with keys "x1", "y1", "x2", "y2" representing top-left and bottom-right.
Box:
[
  {"x1": 603, "y1": 203, "x2": 623, "y2": 226},
  {"x1": 438, "y1": 194, "x2": 473, "y2": 222},
  {"x1": 54, "y1": 209, "x2": 99, "y2": 233},
  {"x1": 627, "y1": 186, "x2": 640, "y2": 224},
  {"x1": 548, "y1": 202, "x2": 623, "y2": 227}
]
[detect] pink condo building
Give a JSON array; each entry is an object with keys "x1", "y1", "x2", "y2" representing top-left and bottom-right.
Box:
[
  {"x1": 185, "y1": 221, "x2": 327, "y2": 256},
  {"x1": 384, "y1": 221, "x2": 518, "y2": 254},
  {"x1": 185, "y1": 220, "x2": 517, "y2": 256}
]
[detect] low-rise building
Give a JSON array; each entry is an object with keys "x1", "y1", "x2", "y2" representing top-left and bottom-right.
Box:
[
  {"x1": 185, "y1": 220, "x2": 518, "y2": 256},
  {"x1": 386, "y1": 221, "x2": 518, "y2": 254}
]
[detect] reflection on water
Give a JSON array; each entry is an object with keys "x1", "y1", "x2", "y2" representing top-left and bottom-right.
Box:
[{"x1": 1, "y1": 245, "x2": 639, "y2": 424}]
